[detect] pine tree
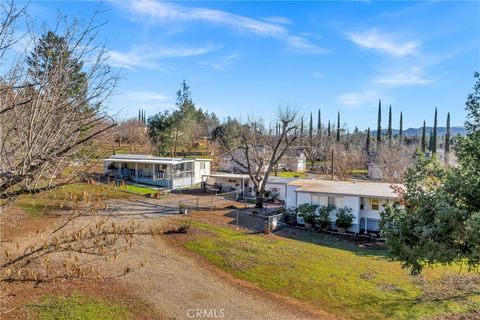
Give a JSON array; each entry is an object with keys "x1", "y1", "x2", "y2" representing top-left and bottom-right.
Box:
[
  {"x1": 366, "y1": 127, "x2": 371, "y2": 153},
  {"x1": 432, "y1": 107, "x2": 438, "y2": 154},
  {"x1": 388, "y1": 105, "x2": 392, "y2": 146},
  {"x1": 327, "y1": 121, "x2": 331, "y2": 137},
  {"x1": 336, "y1": 111, "x2": 340, "y2": 143},
  {"x1": 399, "y1": 112, "x2": 403, "y2": 144},
  {"x1": 138, "y1": 109, "x2": 141, "y2": 122},
  {"x1": 445, "y1": 112, "x2": 451, "y2": 160},
  {"x1": 309, "y1": 112, "x2": 313, "y2": 139},
  {"x1": 429, "y1": 129, "x2": 435, "y2": 152},
  {"x1": 377, "y1": 99, "x2": 382, "y2": 145},
  {"x1": 421, "y1": 121, "x2": 426, "y2": 153},
  {"x1": 300, "y1": 117, "x2": 304, "y2": 136},
  {"x1": 317, "y1": 109, "x2": 321, "y2": 133}
]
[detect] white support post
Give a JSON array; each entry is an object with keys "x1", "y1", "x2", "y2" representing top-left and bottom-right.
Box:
[
  {"x1": 364, "y1": 216, "x2": 368, "y2": 234},
  {"x1": 152, "y1": 163, "x2": 156, "y2": 180},
  {"x1": 135, "y1": 162, "x2": 138, "y2": 182}
]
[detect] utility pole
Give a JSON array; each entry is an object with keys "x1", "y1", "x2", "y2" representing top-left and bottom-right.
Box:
[{"x1": 331, "y1": 149, "x2": 334, "y2": 181}]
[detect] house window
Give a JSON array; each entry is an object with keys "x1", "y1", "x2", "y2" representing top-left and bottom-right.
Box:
[
  {"x1": 200, "y1": 162, "x2": 206, "y2": 170},
  {"x1": 371, "y1": 198, "x2": 380, "y2": 210}
]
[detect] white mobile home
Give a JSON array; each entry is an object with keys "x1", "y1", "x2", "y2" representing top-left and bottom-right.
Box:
[
  {"x1": 285, "y1": 179, "x2": 400, "y2": 233},
  {"x1": 103, "y1": 154, "x2": 211, "y2": 189}
]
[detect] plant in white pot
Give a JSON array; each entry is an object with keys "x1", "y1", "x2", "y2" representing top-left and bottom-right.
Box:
[
  {"x1": 335, "y1": 207, "x2": 354, "y2": 233},
  {"x1": 295, "y1": 203, "x2": 319, "y2": 228}
]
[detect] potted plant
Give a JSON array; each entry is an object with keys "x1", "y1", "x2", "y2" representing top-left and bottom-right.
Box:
[
  {"x1": 335, "y1": 207, "x2": 354, "y2": 233},
  {"x1": 295, "y1": 203, "x2": 319, "y2": 228},
  {"x1": 316, "y1": 205, "x2": 335, "y2": 231}
]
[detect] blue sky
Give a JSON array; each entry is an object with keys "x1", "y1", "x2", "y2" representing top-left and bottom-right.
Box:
[{"x1": 30, "y1": 0, "x2": 479, "y2": 130}]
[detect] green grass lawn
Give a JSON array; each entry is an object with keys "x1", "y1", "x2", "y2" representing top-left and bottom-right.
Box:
[
  {"x1": 275, "y1": 171, "x2": 308, "y2": 178},
  {"x1": 185, "y1": 223, "x2": 480, "y2": 320},
  {"x1": 120, "y1": 184, "x2": 159, "y2": 195},
  {"x1": 33, "y1": 294, "x2": 128, "y2": 320},
  {"x1": 15, "y1": 183, "x2": 133, "y2": 217}
]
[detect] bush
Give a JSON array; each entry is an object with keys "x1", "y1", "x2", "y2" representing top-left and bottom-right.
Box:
[
  {"x1": 295, "y1": 203, "x2": 319, "y2": 228},
  {"x1": 316, "y1": 205, "x2": 335, "y2": 229},
  {"x1": 335, "y1": 207, "x2": 354, "y2": 229}
]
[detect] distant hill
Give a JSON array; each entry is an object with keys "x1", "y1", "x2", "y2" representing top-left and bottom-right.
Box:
[{"x1": 372, "y1": 126, "x2": 466, "y2": 137}]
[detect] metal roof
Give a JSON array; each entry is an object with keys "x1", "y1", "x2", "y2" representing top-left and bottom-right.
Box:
[
  {"x1": 104, "y1": 154, "x2": 194, "y2": 165},
  {"x1": 289, "y1": 179, "x2": 401, "y2": 199},
  {"x1": 202, "y1": 173, "x2": 250, "y2": 179}
]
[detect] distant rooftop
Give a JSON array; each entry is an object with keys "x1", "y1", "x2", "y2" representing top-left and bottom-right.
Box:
[{"x1": 289, "y1": 179, "x2": 401, "y2": 199}]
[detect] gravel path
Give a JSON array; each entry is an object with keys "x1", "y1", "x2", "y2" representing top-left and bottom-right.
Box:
[
  {"x1": 115, "y1": 235, "x2": 334, "y2": 320},
  {"x1": 107, "y1": 198, "x2": 339, "y2": 320}
]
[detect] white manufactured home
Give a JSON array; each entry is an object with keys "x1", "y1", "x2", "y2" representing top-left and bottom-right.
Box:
[
  {"x1": 285, "y1": 179, "x2": 400, "y2": 233},
  {"x1": 103, "y1": 154, "x2": 211, "y2": 189},
  {"x1": 201, "y1": 173, "x2": 300, "y2": 201}
]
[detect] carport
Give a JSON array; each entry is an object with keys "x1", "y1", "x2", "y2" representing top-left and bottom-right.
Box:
[{"x1": 201, "y1": 173, "x2": 251, "y2": 198}]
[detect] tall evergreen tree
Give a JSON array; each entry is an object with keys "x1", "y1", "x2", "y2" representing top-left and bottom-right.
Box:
[
  {"x1": 300, "y1": 117, "x2": 304, "y2": 136},
  {"x1": 432, "y1": 107, "x2": 438, "y2": 154},
  {"x1": 421, "y1": 121, "x2": 426, "y2": 153},
  {"x1": 336, "y1": 111, "x2": 340, "y2": 143},
  {"x1": 388, "y1": 105, "x2": 393, "y2": 146},
  {"x1": 445, "y1": 112, "x2": 451, "y2": 155},
  {"x1": 317, "y1": 109, "x2": 321, "y2": 132},
  {"x1": 138, "y1": 109, "x2": 141, "y2": 122},
  {"x1": 399, "y1": 112, "x2": 403, "y2": 144},
  {"x1": 377, "y1": 99, "x2": 382, "y2": 145},
  {"x1": 366, "y1": 127, "x2": 371, "y2": 153},
  {"x1": 27, "y1": 31, "x2": 86, "y2": 99},
  {"x1": 327, "y1": 121, "x2": 331, "y2": 137},
  {"x1": 428, "y1": 129, "x2": 433, "y2": 152},
  {"x1": 309, "y1": 112, "x2": 313, "y2": 139}
]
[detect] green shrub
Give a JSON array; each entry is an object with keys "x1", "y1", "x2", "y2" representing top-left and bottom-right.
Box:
[
  {"x1": 335, "y1": 207, "x2": 354, "y2": 229},
  {"x1": 296, "y1": 203, "x2": 319, "y2": 228},
  {"x1": 316, "y1": 205, "x2": 335, "y2": 229}
]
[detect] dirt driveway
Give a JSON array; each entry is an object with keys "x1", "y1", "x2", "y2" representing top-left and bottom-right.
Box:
[
  {"x1": 2, "y1": 195, "x2": 339, "y2": 320},
  {"x1": 104, "y1": 196, "x2": 334, "y2": 320}
]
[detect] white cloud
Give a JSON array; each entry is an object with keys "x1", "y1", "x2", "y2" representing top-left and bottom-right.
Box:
[
  {"x1": 125, "y1": 0, "x2": 327, "y2": 53},
  {"x1": 262, "y1": 16, "x2": 292, "y2": 25},
  {"x1": 346, "y1": 28, "x2": 419, "y2": 57},
  {"x1": 374, "y1": 67, "x2": 438, "y2": 86},
  {"x1": 338, "y1": 90, "x2": 379, "y2": 107},
  {"x1": 108, "y1": 44, "x2": 220, "y2": 70}
]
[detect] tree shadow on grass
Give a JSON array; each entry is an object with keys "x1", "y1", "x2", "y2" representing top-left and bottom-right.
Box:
[{"x1": 274, "y1": 227, "x2": 390, "y2": 259}]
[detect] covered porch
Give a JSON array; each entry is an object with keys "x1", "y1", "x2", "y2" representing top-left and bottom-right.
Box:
[{"x1": 104, "y1": 157, "x2": 194, "y2": 188}]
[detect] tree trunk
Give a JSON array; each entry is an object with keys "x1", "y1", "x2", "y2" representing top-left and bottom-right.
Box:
[{"x1": 255, "y1": 191, "x2": 263, "y2": 208}]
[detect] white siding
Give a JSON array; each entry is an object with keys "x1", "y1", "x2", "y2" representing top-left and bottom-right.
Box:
[
  {"x1": 285, "y1": 185, "x2": 300, "y2": 209},
  {"x1": 344, "y1": 196, "x2": 361, "y2": 233}
]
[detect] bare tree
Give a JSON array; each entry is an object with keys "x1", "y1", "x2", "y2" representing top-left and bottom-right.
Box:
[
  {"x1": 112, "y1": 118, "x2": 153, "y2": 154},
  {"x1": 220, "y1": 107, "x2": 298, "y2": 208},
  {"x1": 0, "y1": 5, "x2": 119, "y2": 201},
  {"x1": 1, "y1": 187, "x2": 189, "y2": 283},
  {"x1": 376, "y1": 144, "x2": 415, "y2": 183}
]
